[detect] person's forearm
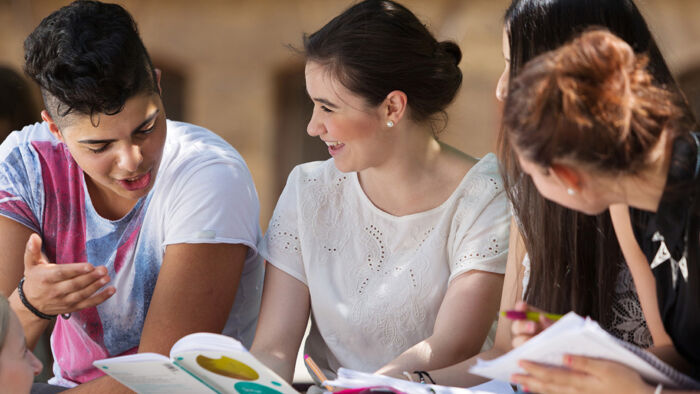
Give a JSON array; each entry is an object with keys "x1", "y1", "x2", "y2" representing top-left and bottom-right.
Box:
[
  {"x1": 648, "y1": 345, "x2": 693, "y2": 374},
  {"x1": 250, "y1": 347, "x2": 296, "y2": 383},
  {"x1": 8, "y1": 290, "x2": 49, "y2": 349},
  {"x1": 378, "y1": 334, "x2": 481, "y2": 377},
  {"x1": 65, "y1": 375, "x2": 132, "y2": 393},
  {"x1": 428, "y1": 345, "x2": 506, "y2": 387}
]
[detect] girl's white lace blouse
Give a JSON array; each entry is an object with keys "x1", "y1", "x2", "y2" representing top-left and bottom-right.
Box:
[{"x1": 259, "y1": 154, "x2": 510, "y2": 374}]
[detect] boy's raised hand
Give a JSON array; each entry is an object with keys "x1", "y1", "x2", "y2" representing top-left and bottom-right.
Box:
[{"x1": 21, "y1": 233, "x2": 115, "y2": 316}]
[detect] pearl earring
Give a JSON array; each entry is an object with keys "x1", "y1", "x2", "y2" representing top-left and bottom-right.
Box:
[
  {"x1": 386, "y1": 120, "x2": 394, "y2": 128},
  {"x1": 567, "y1": 188, "x2": 575, "y2": 195}
]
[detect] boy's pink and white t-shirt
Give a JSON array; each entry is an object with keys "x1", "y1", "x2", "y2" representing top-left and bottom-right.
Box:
[{"x1": 0, "y1": 121, "x2": 263, "y2": 387}]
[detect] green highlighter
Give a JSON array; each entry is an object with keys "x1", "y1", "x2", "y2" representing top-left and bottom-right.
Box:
[{"x1": 500, "y1": 310, "x2": 563, "y2": 322}]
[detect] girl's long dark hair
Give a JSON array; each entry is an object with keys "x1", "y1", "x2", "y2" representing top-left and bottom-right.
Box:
[{"x1": 500, "y1": 0, "x2": 693, "y2": 325}]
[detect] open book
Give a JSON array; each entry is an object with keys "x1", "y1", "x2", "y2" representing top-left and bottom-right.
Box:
[
  {"x1": 325, "y1": 368, "x2": 514, "y2": 394},
  {"x1": 469, "y1": 312, "x2": 700, "y2": 390},
  {"x1": 93, "y1": 332, "x2": 298, "y2": 394}
]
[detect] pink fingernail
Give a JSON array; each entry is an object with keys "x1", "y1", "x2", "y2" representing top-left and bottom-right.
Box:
[
  {"x1": 527, "y1": 321, "x2": 536, "y2": 332},
  {"x1": 564, "y1": 354, "x2": 573, "y2": 366}
]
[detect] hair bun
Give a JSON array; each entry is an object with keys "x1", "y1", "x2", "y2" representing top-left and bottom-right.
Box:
[
  {"x1": 561, "y1": 29, "x2": 636, "y2": 87},
  {"x1": 505, "y1": 28, "x2": 678, "y2": 176},
  {"x1": 438, "y1": 41, "x2": 462, "y2": 66}
]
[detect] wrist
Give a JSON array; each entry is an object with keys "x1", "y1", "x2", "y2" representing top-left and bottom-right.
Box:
[
  {"x1": 636, "y1": 381, "x2": 659, "y2": 394},
  {"x1": 18, "y1": 277, "x2": 55, "y2": 320},
  {"x1": 412, "y1": 370, "x2": 435, "y2": 384}
]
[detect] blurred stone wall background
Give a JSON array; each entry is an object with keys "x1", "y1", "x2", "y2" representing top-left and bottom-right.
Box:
[{"x1": 1, "y1": 0, "x2": 700, "y2": 228}]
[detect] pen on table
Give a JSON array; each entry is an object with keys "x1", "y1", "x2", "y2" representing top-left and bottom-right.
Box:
[
  {"x1": 304, "y1": 354, "x2": 334, "y2": 392},
  {"x1": 500, "y1": 310, "x2": 563, "y2": 322}
]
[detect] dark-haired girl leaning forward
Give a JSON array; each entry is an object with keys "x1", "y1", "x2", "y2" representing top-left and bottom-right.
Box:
[
  {"x1": 250, "y1": 0, "x2": 510, "y2": 388},
  {"x1": 505, "y1": 29, "x2": 700, "y2": 394}
]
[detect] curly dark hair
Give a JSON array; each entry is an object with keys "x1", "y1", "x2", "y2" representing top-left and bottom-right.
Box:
[{"x1": 23, "y1": 0, "x2": 158, "y2": 121}]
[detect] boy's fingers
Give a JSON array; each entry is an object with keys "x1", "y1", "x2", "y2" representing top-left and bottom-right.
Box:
[
  {"x1": 72, "y1": 287, "x2": 116, "y2": 311},
  {"x1": 56, "y1": 270, "x2": 109, "y2": 296},
  {"x1": 23, "y1": 234, "x2": 45, "y2": 269},
  {"x1": 46, "y1": 263, "x2": 97, "y2": 282}
]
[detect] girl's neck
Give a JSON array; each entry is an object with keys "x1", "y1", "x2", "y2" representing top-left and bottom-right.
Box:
[
  {"x1": 615, "y1": 133, "x2": 673, "y2": 212},
  {"x1": 357, "y1": 122, "x2": 450, "y2": 216}
]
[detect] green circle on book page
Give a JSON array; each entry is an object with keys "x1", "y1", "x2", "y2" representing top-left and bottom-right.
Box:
[
  {"x1": 271, "y1": 381, "x2": 282, "y2": 387},
  {"x1": 234, "y1": 382, "x2": 283, "y2": 394}
]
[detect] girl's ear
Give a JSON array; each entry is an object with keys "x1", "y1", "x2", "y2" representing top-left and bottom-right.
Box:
[
  {"x1": 383, "y1": 90, "x2": 407, "y2": 127},
  {"x1": 550, "y1": 163, "x2": 583, "y2": 193}
]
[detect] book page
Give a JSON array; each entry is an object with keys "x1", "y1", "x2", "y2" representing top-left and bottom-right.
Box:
[
  {"x1": 469, "y1": 312, "x2": 700, "y2": 389},
  {"x1": 94, "y1": 356, "x2": 212, "y2": 394},
  {"x1": 326, "y1": 368, "x2": 511, "y2": 394},
  {"x1": 172, "y1": 333, "x2": 298, "y2": 394}
]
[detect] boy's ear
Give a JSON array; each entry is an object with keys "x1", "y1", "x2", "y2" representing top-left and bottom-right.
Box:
[
  {"x1": 155, "y1": 68, "x2": 162, "y2": 95},
  {"x1": 41, "y1": 110, "x2": 63, "y2": 142}
]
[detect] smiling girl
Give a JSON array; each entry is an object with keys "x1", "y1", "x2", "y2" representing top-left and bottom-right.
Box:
[{"x1": 251, "y1": 0, "x2": 510, "y2": 387}]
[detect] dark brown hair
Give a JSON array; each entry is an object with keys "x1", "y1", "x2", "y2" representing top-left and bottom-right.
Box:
[
  {"x1": 24, "y1": 0, "x2": 158, "y2": 120},
  {"x1": 505, "y1": 29, "x2": 680, "y2": 175},
  {"x1": 303, "y1": 0, "x2": 462, "y2": 127},
  {"x1": 498, "y1": 0, "x2": 697, "y2": 329}
]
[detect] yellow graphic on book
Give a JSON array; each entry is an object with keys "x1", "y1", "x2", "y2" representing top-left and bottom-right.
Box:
[{"x1": 196, "y1": 355, "x2": 260, "y2": 381}]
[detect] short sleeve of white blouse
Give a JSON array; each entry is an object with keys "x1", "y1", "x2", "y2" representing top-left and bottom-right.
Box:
[{"x1": 259, "y1": 153, "x2": 510, "y2": 374}]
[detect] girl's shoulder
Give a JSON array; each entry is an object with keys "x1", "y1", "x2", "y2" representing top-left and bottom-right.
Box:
[
  {"x1": 438, "y1": 143, "x2": 501, "y2": 188},
  {"x1": 451, "y1": 153, "x2": 504, "y2": 197},
  {"x1": 287, "y1": 158, "x2": 348, "y2": 188}
]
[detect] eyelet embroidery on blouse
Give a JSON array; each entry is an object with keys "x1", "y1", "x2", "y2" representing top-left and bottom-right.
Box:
[
  {"x1": 457, "y1": 236, "x2": 501, "y2": 265},
  {"x1": 415, "y1": 227, "x2": 435, "y2": 251},
  {"x1": 269, "y1": 156, "x2": 508, "y2": 370},
  {"x1": 302, "y1": 176, "x2": 319, "y2": 184},
  {"x1": 489, "y1": 177, "x2": 500, "y2": 191},
  {"x1": 350, "y1": 246, "x2": 434, "y2": 356},
  {"x1": 265, "y1": 216, "x2": 301, "y2": 256},
  {"x1": 365, "y1": 224, "x2": 385, "y2": 272}
]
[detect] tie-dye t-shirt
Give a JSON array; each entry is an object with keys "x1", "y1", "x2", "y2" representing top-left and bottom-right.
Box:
[{"x1": 0, "y1": 120, "x2": 263, "y2": 387}]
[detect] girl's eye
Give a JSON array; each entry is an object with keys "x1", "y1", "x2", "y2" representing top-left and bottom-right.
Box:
[
  {"x1": 320, "y1": 105, "x2": 333, "y2": 113},
  {"x1": 89, "y1": 144, "x2": 109, "y2": 154}
]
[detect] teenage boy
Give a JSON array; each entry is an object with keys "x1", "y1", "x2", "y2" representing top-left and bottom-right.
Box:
[{"x1": 0, "y1": 1, "x2": 263, "y2": 392}]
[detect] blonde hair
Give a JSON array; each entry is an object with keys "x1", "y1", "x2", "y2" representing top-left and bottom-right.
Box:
[{"x1": 0, "y1": 294, "x2": 10, "y2": 351}]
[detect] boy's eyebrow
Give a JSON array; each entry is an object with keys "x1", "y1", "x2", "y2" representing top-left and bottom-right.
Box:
[
  {"x1": 312, "y1": 97, "x2": 339, "y2": 109},
  {"x1": 78, "y1": 109, "x2": 160, "y2": 144}
]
